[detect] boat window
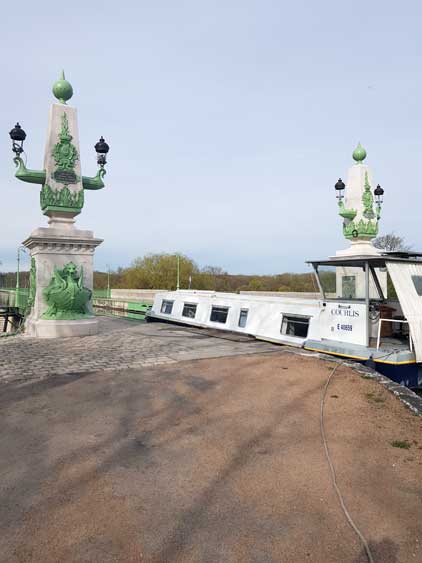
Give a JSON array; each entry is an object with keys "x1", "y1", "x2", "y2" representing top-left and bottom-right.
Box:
[
  {"x1": 182, "y1": 303, "x2": 197, "y2": 318},
  {"x1": 318, "y1": 267, "x2": 337, "y2": 296},
  {"x1": 238, "y1": 309, "x2": 248, "y2": 328},
  {"x1": 210, "y1": 306, "x2": 229, "y2": 323},
  {"x1": 317, "y1": 265, "x2": 382, "y2": 300},
  {"x1": 160, "y1": 300, "x2": 174, "y2": 314},
  {"x1": 412, "y1": 276, "x2": 422, "y2": 296},
  {"x1": 342, "y1": 276, "x2": 356, "y2": 299},
  {"x1": 281, "y1": 315, "x2": 310, "y2": 338}
]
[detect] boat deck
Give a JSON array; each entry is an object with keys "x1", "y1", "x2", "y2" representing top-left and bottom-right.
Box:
[{"x1": 304, "y1": 338, "x2": 415, "y2": 364}]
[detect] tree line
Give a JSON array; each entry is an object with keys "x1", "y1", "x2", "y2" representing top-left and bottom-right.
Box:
[
  {"x1": 92, "y1": 253, "x2": 325, "y2": 293},
  {"x1": 91, "y1": 232, "x2": 414, "y2": 293},
  {"x1": 0, "y1": 255, "x2": 318, "y2": 293},
  {"x1": 1, "y1": 233, "x2": 411, "y2": 293}
]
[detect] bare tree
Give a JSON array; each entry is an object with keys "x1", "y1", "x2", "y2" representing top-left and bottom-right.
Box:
[{"x1": 373, "y1": 232, "x2": 412, "y2": 252}]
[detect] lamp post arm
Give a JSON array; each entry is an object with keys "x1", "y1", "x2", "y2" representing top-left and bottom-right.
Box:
[
  {"x1": 82, "y1": 168, "x2": 106, "y2": 190},
  {"x1": 338, "y1": 199, "x2": 357, "y2": 220},
  {"x1": 14, "y1": 156, "x2": 107, "y2": 191},
  {"x1": 13, "y1": 156, "x2": 46, "y2": 185}
]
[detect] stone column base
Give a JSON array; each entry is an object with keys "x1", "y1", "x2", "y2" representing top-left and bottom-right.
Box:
[
  {"x1": 22, "y1": 224, "x2": 103, "y2": 339},
  {"x1": 333, "y1": 240, "x2": 381, "y2": 257},
  {"x1": 25, "y1": 317, "x2": 98, "y2": 338}
]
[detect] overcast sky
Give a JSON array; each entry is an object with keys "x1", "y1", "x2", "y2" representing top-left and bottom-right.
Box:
[{"x1": 1, "y1": 0, "x2": 421, "y2": 275}]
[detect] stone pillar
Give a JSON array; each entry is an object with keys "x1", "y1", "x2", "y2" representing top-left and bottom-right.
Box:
[{"x1": 11, "y1": 72, "x2": 107, "y2": 338}]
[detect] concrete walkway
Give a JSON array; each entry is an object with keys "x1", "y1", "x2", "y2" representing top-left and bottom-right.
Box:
[{"x1": 1, "y1": 323, "x2": 422, "y2": 562}]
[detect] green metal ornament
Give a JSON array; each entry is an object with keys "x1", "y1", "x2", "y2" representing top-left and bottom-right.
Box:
[
  {"x1": 343, "y1": 218, "x2": 378, "y2": 240},
  {"x1": 362, "y1": 171, "x2": 375, "y2": 219},
  {"x1": 40, "y1": 184, "x2": 84, "y2": 212},
  {"x1": 352, "y1": 143, "x2": 367, "y2": 163},
  {"x1": 52, "y1": 70, "x2": 73, "y2": 104},
  {"x1": 338, "y1": 200, "x2": 357, "y2": 220},
  {"x1": 52, "y1": 112, "x2": 79, "y2": 184},
  {"x1": 42, "y1": 262, "x2": 92, "y2": 320}
]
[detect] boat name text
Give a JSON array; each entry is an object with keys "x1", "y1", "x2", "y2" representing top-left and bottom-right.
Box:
[{"x1": 330, "y1": 308, "x2": 360, "y2": 318}]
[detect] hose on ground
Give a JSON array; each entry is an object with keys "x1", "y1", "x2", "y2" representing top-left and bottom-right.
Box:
[{"x1": 320, "y1": 362, "x2": 375, "y2": 563}]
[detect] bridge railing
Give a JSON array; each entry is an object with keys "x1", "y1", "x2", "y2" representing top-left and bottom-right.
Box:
[
  {"x1": 0, "y1": 289, "x2": 29, "y2": 310},
  {"x1": 0, "y1": 289, "x2": 151, "y2": 321}
]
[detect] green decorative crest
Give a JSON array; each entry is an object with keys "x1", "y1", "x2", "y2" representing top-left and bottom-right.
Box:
[
  {"x1": 40, "y1": 184, "x2": 84, "y2": 212},
  {"x1": 42, "y1": 262, "x2": 92, "y2": 320},
  {"x1": 52, "y1": 113, "x2": 79, "y2": 185},
  {"x1": 343, "y1": 218, "x2": 378, "y2": 240},
  {"x1": 362, "y1": 172, "x2": 375, "y2": 219}
]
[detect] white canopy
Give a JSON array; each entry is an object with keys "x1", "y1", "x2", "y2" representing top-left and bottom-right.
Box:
[{"x1": 387, "y1": 262, "x2": 422, "y2": 362}]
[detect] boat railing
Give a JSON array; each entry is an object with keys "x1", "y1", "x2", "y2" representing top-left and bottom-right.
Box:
[
  {"x1": 376, "y1": 318, "x2": 413, "y2": 352},
  {"x1": 92, "y1": 297, "x2": 152, "y2": 320}
]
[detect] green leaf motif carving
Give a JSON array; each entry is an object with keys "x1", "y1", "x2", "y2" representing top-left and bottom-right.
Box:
[
  {"x1": 52, "y1": 113, "x2": 79, "y2": 182},
  {"x1": 42, "y1": 262, "x2": 92, "y2": 320},
  {"x1": 362, "y1": 172, "x2": 375, "y2": 219},
  {"x1": 343, "y1": 218, "x2": 378, "y2": 240},
  {"x1": 40, "y1": 184, "x2": 84, "y2": 210}
]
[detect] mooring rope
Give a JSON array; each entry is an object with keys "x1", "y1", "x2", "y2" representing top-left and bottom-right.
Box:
[{"x1": 320, "y1": 362, "x2": 375, "y2": 563}]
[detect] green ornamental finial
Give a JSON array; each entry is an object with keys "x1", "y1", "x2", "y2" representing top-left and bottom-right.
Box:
[
  {"x1": 352, "y1": 142, "x2": 367, "y2": 163},
  {"x1": 52, "y1": 70, "x2": 73, "y2": 104}
]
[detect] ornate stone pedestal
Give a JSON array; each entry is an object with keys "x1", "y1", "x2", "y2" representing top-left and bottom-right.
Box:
[
  {"x1": 334, "y1": 240, "x2": 381, "y2": 257},
  {"x1": 23, "y1": 219, "x2": 102, "y2": 338}
]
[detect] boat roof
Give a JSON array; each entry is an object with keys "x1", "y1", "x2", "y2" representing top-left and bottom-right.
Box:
[
  {"x1": 156, "y1": 289, "x2": 320, "y2": 305},
  {"x1": 307, "y1": 252, "x2": 422, "y2": 269}
]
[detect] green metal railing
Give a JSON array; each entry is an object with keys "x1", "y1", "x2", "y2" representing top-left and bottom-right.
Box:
[
  {"x1": 0, "y1": 289, "x2": 28, "y2": 335},
  {"x1": 0, "y1": 288, "x2": 152, "y2": 322},
  {"x1": 93, "y1": 289, "x2": 110, "y2": 299},
  {"x1": 0, "y1": 288, "x2": 29, "y2": 310}
]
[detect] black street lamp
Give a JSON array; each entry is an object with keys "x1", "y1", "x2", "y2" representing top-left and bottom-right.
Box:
[
  {"x1": 94, "y1": 136, "x2": 110, "y2": 167},
  {"x1": 374, "y1": 184, "x2": 384, "y2": 205},
  {"x1": 9, "y1": 123, "x2": 26, "y2": 155},
  {"x1": 334, "y1": 177, "x2": 345, "y2": 200}
]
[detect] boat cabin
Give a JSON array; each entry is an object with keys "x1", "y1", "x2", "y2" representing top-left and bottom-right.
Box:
[{"x1": 304, "y1": 253, "x2": 422, "y2": 385}]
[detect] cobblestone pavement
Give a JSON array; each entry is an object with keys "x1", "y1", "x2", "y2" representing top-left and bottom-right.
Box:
[{"x1": 0, "y1": 317, "x2": 278, "y2": 383}]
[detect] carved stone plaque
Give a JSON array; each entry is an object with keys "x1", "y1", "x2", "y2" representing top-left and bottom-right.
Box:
[{"x1": 53, "y1": 169, "x2": 77, "y2": 184}]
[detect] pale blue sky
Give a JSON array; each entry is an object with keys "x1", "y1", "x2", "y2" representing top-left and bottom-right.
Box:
[{"x1": 1, "y1": 0, "x2": 421, "y2": 274}]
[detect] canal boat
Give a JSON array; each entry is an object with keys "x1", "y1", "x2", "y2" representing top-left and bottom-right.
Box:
[
  {"x1": 148, "y1": 145, "x2": 422, "y2": 388},
  {"x1": 147, "y1": 252, "x2": 422, "y2": 388}
]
